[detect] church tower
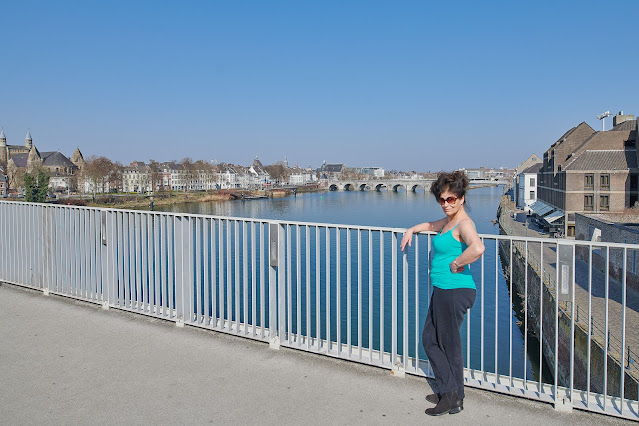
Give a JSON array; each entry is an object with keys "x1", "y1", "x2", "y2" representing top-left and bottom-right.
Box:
[
  {"x1": 71, "y1": 147, "x2": 86, "y2": 170},
  {"x1": 25, "y1": 129, "x2": 33, "y2": 150},
  {"x1": 27, "y1": 145, "x2": 42, "y2": 172},
  {"x1": 0, "y1": 129, "x2": 6, "y2": 164}
]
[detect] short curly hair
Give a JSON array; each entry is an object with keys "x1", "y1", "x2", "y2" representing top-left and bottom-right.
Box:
[{"x1": 430, "y1": 170, "x2": 469, "y2": 203}]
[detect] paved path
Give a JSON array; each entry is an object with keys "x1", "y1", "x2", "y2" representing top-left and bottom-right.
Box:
[{"x1": 0, "y1": 284, "x2": 631, "y2": 425}]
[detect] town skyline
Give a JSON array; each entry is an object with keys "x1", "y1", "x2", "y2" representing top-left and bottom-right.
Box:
[{"x1": 2, "y1": 2, "x2": 637, "y2": 171}]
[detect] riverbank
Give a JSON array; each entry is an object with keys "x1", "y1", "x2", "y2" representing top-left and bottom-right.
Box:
[{"x1": 50, "y1": 186, "x2": 327, "y2": 209}]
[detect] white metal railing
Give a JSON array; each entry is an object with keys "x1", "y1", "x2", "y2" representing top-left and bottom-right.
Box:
[{"x1": 1, "y1": 200, "x2": 638, "y2": 420}]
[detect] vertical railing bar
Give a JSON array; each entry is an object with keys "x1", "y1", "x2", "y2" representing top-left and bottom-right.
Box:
[
  {"x1": 326, "y1": 226, "x2": 331, "y2": 354},
  {"x1": 259, "y1": 222, "x2": 265, "y2": 336},
  {"x1": 402, "y1": 233, "x2": 408, "y2": 370},
  {"x1": 287, "y1": 224, "x2": 292, "y2": 343},
  {"x1": 336, "y1": 227, "x2": 341, "y2": 355},
  {"x1": 414, "y1": 235, "x2": 419, "y2": 372},
  {"x1": 211, "y1": 219, "x2": 218, "y2": 327},
  {"x1": 235, "y1": 220, "x2": 240, "y2": 333},
  {"x1": 126, "y1": 212, "x2": 133, "y2": 308},
  {"x1": 195, "y1": 217, "x2": 202, "y2": 323},
  {"x1": 370, "y1": 229, "x2": 374, "y2": 365},
  {"x1": 203, "y1": 218, "x2": 210, "y2": 324},
  {"x1": 358, "y1": 229, "x2": 362, "y2": 360},
  {"x1": 296, "y1": 224, "x2": 301, "y2": 346},
  {"x1": 153, "y1": 215, "x2": 162, "y2": 316},
  {"x1": 380, "y1": 231, "x2": 385, "y2": 365},
  {"x1": 570, "y1": 241, "x2": 575, "y2": 406},
  {"x1": 509, "y1": 239, "x2": 513, "y2": 389},
  {"x1": 305, "y1": 226, "x2": 310, "y2": 350},
  {"x1": 539, "y1": 241, "x2": 544, "y2": 395},
  {"x1": 392, "y1": 231, "x2": 397, "y2": 368},
  {"x1": 495, "y1": 238, "x2": 499, "y2": 381},
  {"x1": 524, "y1": 240, "x2": 528, "y2": 388},
  {"x1": 554, "y1": 241, "x2": 559, "y2": 404},
  {"x1": 226, "y1": 219, "x2": 231, "y2": 331},
  {"x1": 168, "y1": 216, "x2": 175, "y2": 318},
  {"x1": 315, "y1": 226, "x2": 320, "y2": 351},
  {"x1": 621, "y1": 247, "x2": 627, "y2": 415},
  {"x1": 347, "y1": 228, "x2": 352, "y2": 357},
  {"x1": 481, "y1": 237, "x2": 485, "y2": 378},
  {"x1": 142, "y1": 213, "x2": 149, "y2": 312},
  {"x1": 586, "y1": 245, "x2": 593, "y2": 407},
  {"x1": 604, "y1": 246, "x2": 609, "y2": 409},
  {"x1": 252, "y1": 222, "x2": 257, "y2": 337},
  {"x1": 136, "y1": 213, "x2": 143, "y2": 311},
  {"x1": 243, "y1": 221, "x2": 249, "y2": 335}
]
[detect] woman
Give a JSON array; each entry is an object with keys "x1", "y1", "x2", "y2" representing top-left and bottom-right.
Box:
[{"x1": 400, "y1": 170, "x2": 485, "y2": 416}]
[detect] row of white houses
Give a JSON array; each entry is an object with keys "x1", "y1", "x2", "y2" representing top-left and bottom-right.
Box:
[{"x1": 116, "y1": 160, "x2": 316, "y2": 194}]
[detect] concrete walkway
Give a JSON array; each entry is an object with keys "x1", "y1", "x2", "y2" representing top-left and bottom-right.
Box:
[{"x1": 0, "y1": 283, "x2": 632, "y2": 425}]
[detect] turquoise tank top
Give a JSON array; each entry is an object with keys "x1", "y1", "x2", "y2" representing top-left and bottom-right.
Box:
[{"x1": 430, "y1": 222, "x2": 476, "y2": 290}]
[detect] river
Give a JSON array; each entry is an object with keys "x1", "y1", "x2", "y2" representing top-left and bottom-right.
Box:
[{"x1": 156, "y1": 186, "x2": 544, "y2": 382}]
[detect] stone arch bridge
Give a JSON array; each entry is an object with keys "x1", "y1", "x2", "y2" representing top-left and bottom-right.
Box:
[{"x1": 327, "y1": 179, "x2": 434, "y2": 192}]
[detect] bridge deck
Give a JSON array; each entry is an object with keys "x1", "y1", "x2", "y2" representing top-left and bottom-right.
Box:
[{"x1": 0, "y1": 284, "x2": 629, "y2": 425}]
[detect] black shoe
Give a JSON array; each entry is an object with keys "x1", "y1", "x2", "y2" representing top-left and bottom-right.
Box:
[
  {"x1": 425, "y1": 391, "x2": 463, "y2": 416},
  {"x1": 425, "y1": 393, "x2": 440, "y2": 404}
]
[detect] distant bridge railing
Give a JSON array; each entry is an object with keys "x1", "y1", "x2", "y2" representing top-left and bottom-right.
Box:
[{"x1": 0, "y1": 201, "x2": 637, "y2": 420}]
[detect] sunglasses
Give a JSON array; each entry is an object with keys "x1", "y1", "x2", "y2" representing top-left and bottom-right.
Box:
[{"x1": 438, "y1": 196, "x2": 458, "y2": 205}]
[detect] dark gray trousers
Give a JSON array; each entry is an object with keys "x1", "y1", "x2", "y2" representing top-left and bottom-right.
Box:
[{"x1": 422, "y1": 287, "x2": 476, "y2": 398}]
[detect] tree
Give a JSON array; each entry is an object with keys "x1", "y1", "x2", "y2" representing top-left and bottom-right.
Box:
[
  {"x1": 264, "y1": 163, "x2": 291, "y2": 185},
  {"x1": 84, "y1": 156, "x2": 115, "y2": 196},
  {"x1": 24, "y1": 168, "x2": 50, "y2": 202},
  {"x1": 180, "y1": 157, "x2": 194, "y2": 191},
  {"x1": 148, "y1": 159, "x2": 161, "y2": 192}
]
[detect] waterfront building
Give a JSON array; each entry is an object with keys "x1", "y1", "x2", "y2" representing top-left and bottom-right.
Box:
[
  {"x1": 216, "y1": 164, "x2": 239, "y2": 189},
  {"x1": 247, "y1": 157, "x2": 270, "y2": 188},
  {"x1": 358, "y1": 167, "x2": 385, "y2": 178},
  {"x1": 516, "y1": 162, "x2": 542, "y2": 213},
  {"x1": 288, "y1": 167, "x2": 315, "y2": 185},
  {"x1": 122, "y1": 161, "x2": 152, "y2": 193},
  {"x1": 537, "y1": 113, "x2": 639, "y2": 236},
  {"x1": 317, "y1": 161, "x2": 345, "y2": 179}
]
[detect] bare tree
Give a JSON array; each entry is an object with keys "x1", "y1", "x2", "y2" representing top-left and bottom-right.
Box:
[
  {"x1": 180, "y1": 157, "x2": 194, "y2": 191},
  {"x1": 148, "y1": 159, "x2": 161, "y2": 192},
  {"x1": 108, "y1": 162, "x2": 123, "y2": 193},
  {"x1": 84, "y1": 156, "x2": 115, "y2": 197}
]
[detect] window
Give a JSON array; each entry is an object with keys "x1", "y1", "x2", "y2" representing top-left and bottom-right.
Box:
[
  {"x1": 585, "y1": 174, "x2": 594, "y2": 189},
  {"x1": 584, "y1": 194, "x2": 594, "y2": 211},
  {"x1": 529, "y1": 190, "x2": 535, "y2": 200},
  {"x1": 600, "y1": 174, "x2": 610, "y2": 190},
  {"x1": 529, "y1": 177, "x2": 535, "y2": 186},
  {"x1": 600, "y1": 195, "x2": 609, "y2": 211}
]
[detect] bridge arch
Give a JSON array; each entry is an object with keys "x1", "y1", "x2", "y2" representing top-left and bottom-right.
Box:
[
  {"x1": 343, "y1": 183, "x2": 354, "y2": 191},
  {"x1": 375, "y1": 183, "x2": 387, "y2": 191},
  {"x1": 329, "y1": 184, "x2": 338, "y2": 191},
  {"x1": 392, "y1": 184, "x2": 407, "y2": 192},
  {"x1": 359, "y1": 183, "x2": 369, "y2": 191}
]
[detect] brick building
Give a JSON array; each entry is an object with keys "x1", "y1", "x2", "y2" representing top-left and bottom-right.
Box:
[{"x1": 536, "y1": 114, "x2": 639, "y2": 236}]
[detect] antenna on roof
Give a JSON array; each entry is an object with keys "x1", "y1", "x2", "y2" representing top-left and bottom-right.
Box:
[{"x1": 597, "y1": 110, "x2": 610, "y2": 131}]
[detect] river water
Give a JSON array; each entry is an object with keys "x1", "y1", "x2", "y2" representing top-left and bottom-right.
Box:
[{"x1": 157, "y1": 186, "x2": 543, "y2": 382}]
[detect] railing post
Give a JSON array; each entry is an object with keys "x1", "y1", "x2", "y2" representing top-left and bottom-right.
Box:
[{"x1": 269, "y1": 223, "x2": 282, "y2": 349}]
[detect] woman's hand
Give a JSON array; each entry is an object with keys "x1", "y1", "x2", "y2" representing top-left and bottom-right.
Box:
[
  {"x1": 449, "y1": 260, "x2": 465, "y2": 274},
  {"x1": 400, "y1": 228, "x2": 414, "y2": 252}
]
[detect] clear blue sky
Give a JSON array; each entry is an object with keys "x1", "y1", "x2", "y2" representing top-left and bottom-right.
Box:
[{"x1": 2, "y1": 1, "x2": 636, "y2": 172}]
